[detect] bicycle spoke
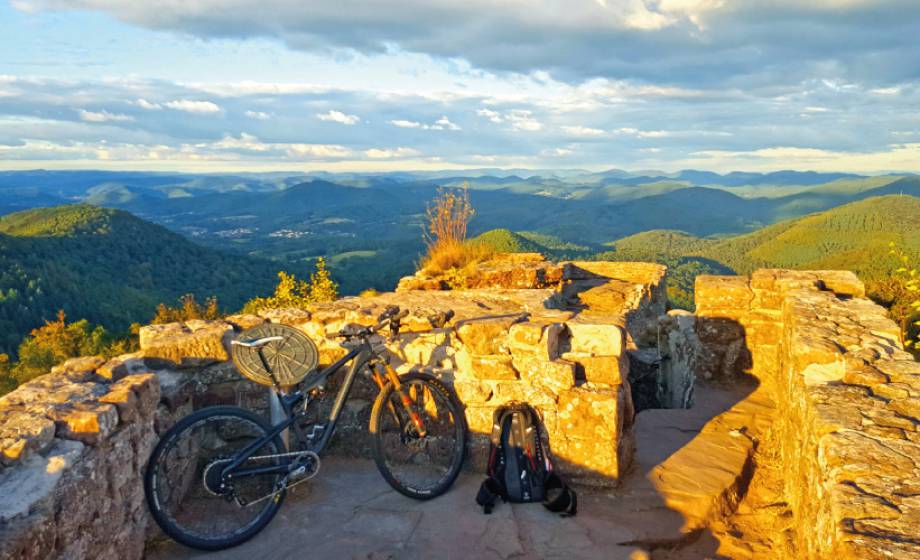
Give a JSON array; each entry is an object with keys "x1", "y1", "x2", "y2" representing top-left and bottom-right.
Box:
[
  {"x1": 150, "y1": 414, "x2": 284, "y2": 542},
  {"x1": 374, "y1": 378, "x2": 463, "y2": 495}
]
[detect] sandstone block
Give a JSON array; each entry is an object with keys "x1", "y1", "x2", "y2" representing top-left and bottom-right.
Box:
[
  {"x1": 97, "y1": 353, "x2": 147, "y2": 382},
  {"x1": 139, "y1": 320, "x2": 233, "y2": 367},
  {"x1": 464, "y1": 406, "x2": 494, "y2": 434},
  {"x1": 50, "y1": 356, "x2": 106, "y2": 383},
  {"x1": 843, "y1": 365, "x2": 889, "y2": 387},
  {"x1": 567, "y1": 280, "x2": 634, "y2": 314},
  {"x1": 695, "y1": 275, "x2": 752, "y2": 311},
  {"x1": 873, "y1": 382, "x2": 915, "y2": 400},
  {"x1": 562, "y1": 261, "x2": 666, "y2": 285},
  {"x1": 557, "y1": 386, "x2": 622, "y2": 442},
  {"x1": 887, "y1": 397, "x2": 920, "y2": 421},
  {"x1": 488, "y1": 381, "x2": 558, "y2": 407},
  {"x1": 562, "y1": 353, "x2": 627, "y2": 385},
  {"x1": 224, "y1": 313, "x2": 266, "y2": 330},
  {"x1": 507, "y1": 321, "x2": 562, "y2": 360},
  {"x1": 513, "y1": 357, "x2": 575, "y2": 394},
  {"x1": 0, "y1": 410, "x2": 56, "y2": 466},
  {"x1": 258, "y1": 307, "x2": 312, "y2": 326},
  {"x1": 456, "y1": 316, "x2": 521, "y2": 355},
  {"x1": 49, "y1": 402, "x2": 119, "y2": 444},
  {"x1": 453, "y1": 381, "x2": 493, "y2": 404},
  {"x1": 455, "y1": 350, "x2": 518, "y2": 381},
  {"x1": 99, "y1": 374, "x2": 159, "y2": 425},
  {"x1": 394, "y1": 331, "x2": 450, "y2": 367},
  {"x1": 695, "y1": 316, "x2": 746, "y2": 345},
  {"x1": 566, "y1": 319, "x2": 625, "y2": 356},
  {"x1": 815, "y1": 270, "x2": 866, "y2": 298}
]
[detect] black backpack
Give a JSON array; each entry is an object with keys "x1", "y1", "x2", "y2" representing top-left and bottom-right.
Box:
[{"x1": 475, "y1": 402, "x2": 577, "y2": 516}]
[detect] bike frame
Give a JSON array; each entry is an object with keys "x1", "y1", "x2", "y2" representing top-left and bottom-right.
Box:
[{"x1": 222, "y1": 337, "x2": 404, "y2": 481}]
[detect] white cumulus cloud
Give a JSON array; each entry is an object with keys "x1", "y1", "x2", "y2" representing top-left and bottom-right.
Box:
[
  {"x1": 562, "y1": 125, "x2": 605, "y2": 136},
  {"x1": 364, "y1": 147, "x2": 421, "y2": 159},
  {"x1": 79, "y1": 109, "x2": 134, "y2": 123},
  {"x1": 316, "y1": 110, "x2": 360, "y2": 125},
  {"x1": 390, "y1": 119, "x2": 422, "y2": 128},
  {"x1": 164, "y1": 99, "x2": 222, "y2": 114}
]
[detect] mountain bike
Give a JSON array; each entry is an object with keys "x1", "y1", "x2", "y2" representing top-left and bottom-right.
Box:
[{"x1": 144, "y1": 306, "x2": 467, "y2": 551}]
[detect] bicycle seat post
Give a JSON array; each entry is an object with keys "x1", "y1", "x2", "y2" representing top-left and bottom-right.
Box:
[{"x1": 257, "y1": 347, "x2": 290, "y2": 448}]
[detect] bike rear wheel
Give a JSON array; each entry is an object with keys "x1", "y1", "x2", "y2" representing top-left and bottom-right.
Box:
[
  {"x1": 370, "y1": 372, "x2": 467, "y2": 499},
  {"x1": 144, "y1": 406, "x2": 287, "y2": 551}
]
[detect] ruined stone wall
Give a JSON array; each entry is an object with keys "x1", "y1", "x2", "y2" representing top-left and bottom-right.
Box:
[
  {"x1": 134, "y1": 259, "x2": 667, "y2": 486},
  {"x1": 695, "y1": 270, "x2": 920, "y2": 559},
  {"x1": 0, "y1": 256, "x2": 666, "y2": 559},
  {"x1": 0, "y1": 357, "x2": 162, "y2": 560}
]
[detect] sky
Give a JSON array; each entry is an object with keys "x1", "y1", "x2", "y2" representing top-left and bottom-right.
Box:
[{"x1": 1, "y1": 0, "x2": 919, "y2": 173}]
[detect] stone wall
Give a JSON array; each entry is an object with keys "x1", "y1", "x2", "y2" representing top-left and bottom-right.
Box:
[
  {"x1": 134, "y1": 258, "x2": 667, "y2": 487},
  {"x1": 0, "y1": 357, "x2": 161, "y2": 559},
  {"x1": 694, "y1": 270, "x2": 920, "y2": 559}
]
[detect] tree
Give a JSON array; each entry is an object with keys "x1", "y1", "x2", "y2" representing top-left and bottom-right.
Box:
[
  {"x1": 308, "y1": 258, "x2": 338, "y2": 302},
  {"x1": 153, "y1": 294, "x2": 222, "y2": 324},
  {"x1": 13, "y1": 311, "x2": 113, "y2": 383},
  {"x1": 888, "y1": 242, "x2": 920, "y2": 357},
  {"x1": 242, "y1": 258, "x2": 339, "y2": 313},
  {"x1": 0, "y1": 353, "x2": 15, "y2": 396}
]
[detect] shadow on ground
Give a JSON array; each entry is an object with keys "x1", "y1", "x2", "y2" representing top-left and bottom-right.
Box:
[{"x1": 146, "y1": 376, "x2": 762, "y2": 560}]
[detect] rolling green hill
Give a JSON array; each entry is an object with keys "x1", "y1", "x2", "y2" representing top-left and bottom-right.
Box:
[
  {"x1": 0, "y1": 205, "x2": 278, "y2": 355},
  {"x1": 473, "y1": 229, "x2": 546, "y2": 253},
  {"x1": 603, "y1": 195, "x2": 920, "y2": 309}
]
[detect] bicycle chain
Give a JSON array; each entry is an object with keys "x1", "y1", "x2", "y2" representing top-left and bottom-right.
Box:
[{"x1": 204, "y1": 450, "x2": 321, "y2": 508}]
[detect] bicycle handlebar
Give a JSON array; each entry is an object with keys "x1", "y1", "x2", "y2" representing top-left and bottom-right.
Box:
[{"x1": 336, "y1": 306, "x2": 452, "y2": 340}]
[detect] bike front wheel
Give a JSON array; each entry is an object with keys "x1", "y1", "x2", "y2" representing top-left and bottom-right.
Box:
[
  {"x1": 370, "y1": 372, "x2": 467, "y2": 500},
  {"x1": 144, "y1": 406, "x2": 287, "y2": 551}
]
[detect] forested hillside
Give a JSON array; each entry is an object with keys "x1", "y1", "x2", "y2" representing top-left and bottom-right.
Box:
[
  {"x1": 603, "y1": 195, "x2": 920, "y2": 308},
  {"x1": 0, "y1": 205, "x2": 278, "y2": 355}
]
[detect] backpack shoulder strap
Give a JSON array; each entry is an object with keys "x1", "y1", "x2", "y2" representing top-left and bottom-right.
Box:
[{"x1": 476, "y1": 477, "x2": 504, "y2": 514}]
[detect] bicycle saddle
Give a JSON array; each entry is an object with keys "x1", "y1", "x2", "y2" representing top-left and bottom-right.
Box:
[{"x1": 231, "y1": 336, "x2": 284, "y2": 348}]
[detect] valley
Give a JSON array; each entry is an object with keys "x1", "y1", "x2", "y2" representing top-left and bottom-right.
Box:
[{"x1": 1, "y1": 169, "x2": 918, "y2": 355}]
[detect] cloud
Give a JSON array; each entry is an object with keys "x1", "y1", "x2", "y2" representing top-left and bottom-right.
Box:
[
  {"x1": 316, "y1": 110, "x2": 359, "y2": 125},
  {"x1": 135, "y1": 98, "x2": 161, "y2": 110},
  {"x1": 389, "y1": 119, "x2": 422, "y2": 128},
  {"x1": 79, "y1": 109, "x2": 134, "y2": 123},
  {"x1": 431, "y1": 115, "x2": 461, "y2": 130},
  {"x1": 476, "y1": 109, "x2": 502, "y2": 123},
  {"x1": 677, "y1": 143, "x2": 920, "y2": 173},
  {"x1": 480, "y1": 109, "x2": 543, "y2": 132},
  {"x1": 164, "y1": 99, "x2": 222, "y2": 114},
  {"x1": 389, "y1": 115, "x2": 461, "y2": 130},
  {"x1": 2, "y1": 73, "x2": 920, "y2": 173},
  {"x1": 614, "y1": 127, "x2": 671, "y2": 138},
  {"x1": 364, "y1": 147, "x2": 421, "y2": 159},
  {"x1": 562, "y1": 125, "x2": 605, "y2": 137},
  {"x1": 14, "y1": 0, "x2": 920, "y2": 88}
]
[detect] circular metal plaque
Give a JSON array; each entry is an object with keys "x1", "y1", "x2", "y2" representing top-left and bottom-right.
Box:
[{"x1": 231, "y1": 323, "x2": 318, "y2": 387}]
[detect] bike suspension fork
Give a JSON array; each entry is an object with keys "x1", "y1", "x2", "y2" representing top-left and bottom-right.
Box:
[{"x1": 373, "y1": 362, "x2": 428, "y2": 437}]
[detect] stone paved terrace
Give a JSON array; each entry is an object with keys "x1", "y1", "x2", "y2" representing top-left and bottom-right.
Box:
[{"x1": 1, "y1": 257, "x2": 919, "y2": 559}]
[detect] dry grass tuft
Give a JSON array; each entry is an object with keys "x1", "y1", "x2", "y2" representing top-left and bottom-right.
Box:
[{"x1": 419, "y1": 183, "x2": 492, "y2": 274}]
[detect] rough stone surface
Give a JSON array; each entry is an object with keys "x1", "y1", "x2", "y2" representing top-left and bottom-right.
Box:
[
  {"x1": 138, "y1": 320, "x2": 233, "y2": 367},
  {"x1": 0, "y1": 358, "x2": 162, "y2": 560},
  {"x1": 146, "y1": 457, "x2": 653, "y2": 560},
  {"x1": 694, "y1": 270, "x2": 920, "y2": 559}
]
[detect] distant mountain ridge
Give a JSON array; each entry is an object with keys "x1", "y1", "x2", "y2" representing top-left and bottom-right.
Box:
[{"x1": 3, "y1": 169, "x2": 919, "y2": 301}]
